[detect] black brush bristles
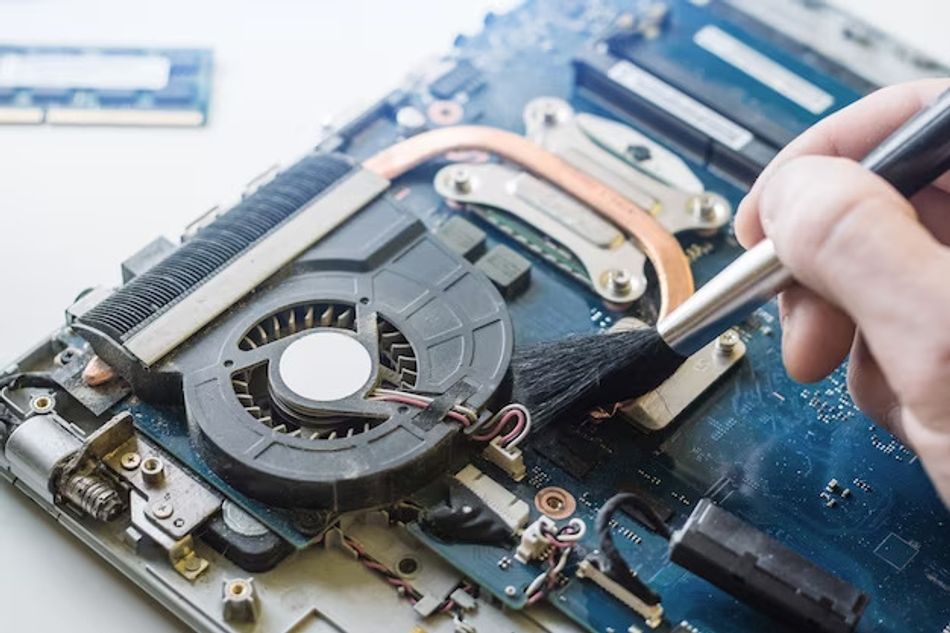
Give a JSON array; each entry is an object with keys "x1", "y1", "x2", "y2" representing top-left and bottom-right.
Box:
[{"x1": 511, "y1": 328, "x2": 686, "y2": 428}]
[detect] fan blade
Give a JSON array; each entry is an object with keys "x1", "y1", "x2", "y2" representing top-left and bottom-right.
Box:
[
  {"x1": 320, "y1": 305, "x2": 334, "y2": 326},
  {"x1": 337, "y1": 308, "x2": 354, "y2": 329},
  {"x1": 288, "y1": 308, "x2": 297, "y2": 334}
]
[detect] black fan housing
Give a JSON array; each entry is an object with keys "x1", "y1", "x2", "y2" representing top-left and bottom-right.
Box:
[{"x1": 178, "y1": 197, "x2": 513, "y2": 511}]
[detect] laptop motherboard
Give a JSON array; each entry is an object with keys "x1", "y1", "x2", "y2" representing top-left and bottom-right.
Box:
[{"x1": 2, "y1": 1, "x2": 948, "y2": 632}]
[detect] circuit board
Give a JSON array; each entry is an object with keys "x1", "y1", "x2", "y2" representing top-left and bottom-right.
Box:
[
  {"x1": 332, "y1": 2, "x2": 946, "y2": 631},
  {"x1": 2, "y1": 2, "x2": 948, "y2": 633}
]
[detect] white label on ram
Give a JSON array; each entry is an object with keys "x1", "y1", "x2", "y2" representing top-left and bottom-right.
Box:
[
  {"x1": 693, "y1": 25, "x2": 834, "y2": 115},
  {"x1": 606, "y1": 59, "x2": 755, "y2": 151}
]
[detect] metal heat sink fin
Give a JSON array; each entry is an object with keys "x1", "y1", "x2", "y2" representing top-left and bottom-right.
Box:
[{"x1": 79, "y1": 153, "x2": 354, "y2": 342}]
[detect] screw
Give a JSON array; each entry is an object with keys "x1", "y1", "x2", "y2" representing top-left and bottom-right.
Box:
[
  {"x1": 395, "y1": 106, "x2": 426, "y2": 131},
  {"x1": 184, "y1": 556, "x2": 202, "y2": 572},
  {"x1": 449, "y1": 167, "x2": 472, "y2": 194},
  {"x1": 690, "y1": 193, "x2": 728, "y2": 223},
  {"x1": 461, "y1": 504, "x2": 473, "y2": 514},
  {"x1": 152, "y1": 502, "x2": 174, "y2": 519},
  {"x1": 120, "y1": 452, "x2": 141, "y2": 470},
  {"x1": 504, "y1": 585, "x2": 517, "y2": 597},
  {"x1": 716, "y1": 329, "x2": 739, "y2": 355},
  {"x1": 606, "y1": 268, "x2": 632, "y2": 296},
  {"x1": 540, "y1": 101, "x2": 561, "y2": 124}
]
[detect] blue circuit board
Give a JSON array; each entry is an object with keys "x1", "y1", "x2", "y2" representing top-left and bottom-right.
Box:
[
  {"x1": 0, "y1": 45, "x2": 212, "y2": 126},
  {"x1": 107, "y1": 1, "x2": 948, "y2": 631}
]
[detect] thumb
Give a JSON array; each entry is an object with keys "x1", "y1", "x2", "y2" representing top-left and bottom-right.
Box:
[{"x1": 758, "y1": 155, "x2": 950, "y2": 408}]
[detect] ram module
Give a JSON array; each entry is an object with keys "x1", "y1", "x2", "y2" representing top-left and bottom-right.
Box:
[{"x1": 0, "y1": 45, "x2": 212, "y2": 126}]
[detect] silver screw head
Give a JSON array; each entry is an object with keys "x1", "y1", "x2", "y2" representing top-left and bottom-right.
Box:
[
  {"x1": 120, "y1": 452, "x2": 141, "y2": 470},
  {"x1": 541, "y1": 102, "x2": 561, "y2": 124},
  {"x1": 606, "y1": 268, "x2": 632, "y2": 295},
  {"x1": 716, "y1": 329, "x2": 740, "y2": 354},
  {"x1": 152, "y1": 502, "x2": 174, "y2": 519},
  {"x1": 449, "y1": 167, "x2": 472, "y2": 193},
  {"x1": 504, "y1": 585, "x2": 517, "y2": 596},
  {"x1": 689, "y1": 193, "x2": 730, "y2": 223}
]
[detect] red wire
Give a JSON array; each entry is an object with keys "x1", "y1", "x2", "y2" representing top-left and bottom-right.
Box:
[
  {"x1": 471, "y1": 408, "x2": 523, "y2": 441},
  {"x1": 371, "y1": 394, "x2": 471, "y2": 426}
]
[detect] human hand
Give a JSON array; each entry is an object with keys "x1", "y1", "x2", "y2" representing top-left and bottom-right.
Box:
[{"x1": 734, "y1": 79, "x2": 950, "y2": 505}]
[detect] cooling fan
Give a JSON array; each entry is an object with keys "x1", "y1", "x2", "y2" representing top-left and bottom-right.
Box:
[
  {"x1": 229, "y1": 302, "x2": 418, "y2": 438},
  {"x1": 177, "y1": 196, "x2": 514, "y2": 511}
]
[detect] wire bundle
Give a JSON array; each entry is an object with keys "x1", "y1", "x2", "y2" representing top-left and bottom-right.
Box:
[
  {"x1": 595, "y1": 492, "x2": 669, "y2": 606},
  {"x1": 370, "y1": 388, "x2": 479, "y2": 426},
  {"x1": 524, "y1": 518, "x2": 587, "y2": 604},
  {"x1": 469, "y1": 403, "x2": 532, "y2": 448},
  {"x1": 370, "y1": 388, "x2": 533, "y2": 448},
  {"x1": 343, "y1": 535, "x2": 462, "y2": 614}
]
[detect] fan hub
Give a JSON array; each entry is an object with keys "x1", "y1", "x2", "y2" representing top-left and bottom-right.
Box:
[{"x1": 277, "y1": 331, "x2": 373, "y2": 403}]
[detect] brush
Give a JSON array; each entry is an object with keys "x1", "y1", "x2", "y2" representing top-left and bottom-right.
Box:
[{"x1": 512, "y1": 88, "x2": 950, "y2": 427}]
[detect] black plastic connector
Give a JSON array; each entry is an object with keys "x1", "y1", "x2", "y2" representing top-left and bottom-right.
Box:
[{"x1": 669, "y1": 499, "x2": 868, "y2": 633}]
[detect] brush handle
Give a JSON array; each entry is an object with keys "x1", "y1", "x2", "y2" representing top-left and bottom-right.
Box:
[{"x1": 659, "y1": 88, "x2": 950, "y2": 356}]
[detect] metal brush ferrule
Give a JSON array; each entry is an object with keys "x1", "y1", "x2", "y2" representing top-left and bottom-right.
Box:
[{"x1": 657, "y1": 240, "x2": 791, "y2": 357}]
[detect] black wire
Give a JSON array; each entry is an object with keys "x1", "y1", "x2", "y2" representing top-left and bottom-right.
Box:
[
  {"x1": 0, "y1": 372, "x2": 59, "y2": 425},
  {"x1": 613, "y1": 491, "x2": 673, "y2": 539},
  {"x1": 556, "y1": 524, "x2": 579, "y2": 536},
  {"x1": 595, "y1": 492, "x2": 669, "y2": 606},
  {"x1": 0, "y1": 372, "x2": 58, "y2": 391}
]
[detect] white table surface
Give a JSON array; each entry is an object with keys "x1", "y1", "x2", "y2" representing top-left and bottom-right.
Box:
[{"x1": 0, "y1": 1, "x2": 947, "y2": 631}]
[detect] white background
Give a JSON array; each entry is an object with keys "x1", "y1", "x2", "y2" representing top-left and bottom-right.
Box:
[{"x1": 0, "y1": 1, "x2": 947, "y2": 631}]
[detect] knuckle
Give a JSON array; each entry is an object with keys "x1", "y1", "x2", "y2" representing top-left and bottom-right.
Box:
[
  {"x1": 810, "y1": 194, "x2": 890, "y2": 269},
  {"x1": 762, "y1": 157, "x2": 911, "y2": 281},
  {"x1": 897, "y1": 332, "x2": 950, "y2": 411},
  {"x1": 919, "y1": 332, "x2": 950, "y2": 389},
  {"x1": 759, "y1": 157, "x2": 849, "y2": 270}
]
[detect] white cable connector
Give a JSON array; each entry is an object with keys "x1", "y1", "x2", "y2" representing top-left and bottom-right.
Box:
[
  {"x1": 482, "y1": 436, "x2": 526, "y2": 481},
  {"x1": 516, "y1": 516, "x2": 556, "y2": 563}
]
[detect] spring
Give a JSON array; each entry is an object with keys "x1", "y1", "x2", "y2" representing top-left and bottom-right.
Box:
[{"x1": 61, "y1": 474, "x2": 124, "y2": 521}]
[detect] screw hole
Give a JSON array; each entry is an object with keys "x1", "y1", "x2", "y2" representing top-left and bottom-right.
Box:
[
  {"x1": 224, "y1": 360, "x2": 234, "y2": 368},
  {"x1": 397, "y1": 405, "x2": 409, "y2": 414},
  {"x1": 142, "y1": 457, "x2": 161, "y2": 473},
  {"x1": 397, "y1": 557, "x2": 418, "y2": 575},
  {"x1": 359, "y1": 297, "x2": 369, "y2": 305}
]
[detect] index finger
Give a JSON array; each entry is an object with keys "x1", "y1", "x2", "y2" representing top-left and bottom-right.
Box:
[{"x1": 736, "y1": 78, "x2": 950, "y2": 247}]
